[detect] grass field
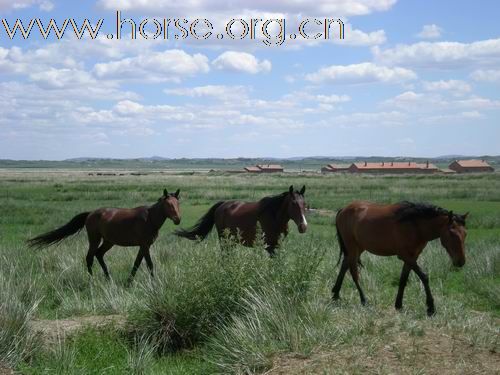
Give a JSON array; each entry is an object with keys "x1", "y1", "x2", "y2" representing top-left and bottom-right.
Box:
[{"x1": 1, "y1": 170, "x2": 499, "y2": 374}]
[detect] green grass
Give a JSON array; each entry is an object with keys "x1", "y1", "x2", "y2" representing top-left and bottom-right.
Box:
[{"x1": 0, "y1": 170, "x2": 499, "y2": 374}]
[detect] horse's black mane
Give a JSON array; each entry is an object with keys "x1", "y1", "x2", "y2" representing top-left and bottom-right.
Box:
[
  {"x1": 396, "y1": 201, "x2": 451, "y2": 222},
  {"x1": 258, "y1": 192, "x2": 289, "y2": 217}
]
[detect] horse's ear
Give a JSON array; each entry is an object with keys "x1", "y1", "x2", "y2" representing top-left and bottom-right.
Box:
[
  {"x1": 163, "y1": 189, "x2": 168, "y2": 197},
  {"x1": 299, "y1": 185, "x2": 306, "y2": 195},
  {"x1": 448, "y1": 210, "x2": 454, "y2": 224},
  {"x1": 462, "y1": 212, "x2": 469, "y2": 220},
  {"x1": 174, "y1": 189, "x2": 180, "y2": 198},
  {"x1": 289, "y1": 185, "x2": 294, "y2": 194}
]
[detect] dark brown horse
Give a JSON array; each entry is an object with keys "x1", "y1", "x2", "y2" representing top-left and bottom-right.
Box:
[
  {"x1": 332, "y1": 201, "x2": 468, "y2": 316},
  {"x1": 28, "y1": 189, "x2": 181, "y2": 282},
  {"x1": 175, "y1": 186, "x2": 308, "y2": 255}
]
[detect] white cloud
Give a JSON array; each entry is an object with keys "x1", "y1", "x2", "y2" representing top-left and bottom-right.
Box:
[
  {"x1": 422, "y1": 80, "x2": 471, "y2": 95},
  {"x1": 164, "y1": 85, "x2": 248, "y2": 101},
  {"x1": 305, "y1": 62, "x2": 416, "y2": 84},
  {"x1": 93, "y1": 49, "x2": 210, "y2": 82},
  {"x1": 341, "y1": 26, "x2": 386, "y2": 46},
  {"x1": 384, "y1": 91, "x2": 425, "y2": 109},
  {"x1": 421, "y1": 111, "x2": 483, "y2": 124},
  {"x1": 212, "y1": 51, "x2": 271, "y2": 74},
  {"x1": 373, "y1": 38, "x2": 500, "y2": 68},
  {"x1": 416, "y1": 24, "x2": 442, "y2": 39},
  {"x1": 0, "y1": 0, "x2": 53, "y2": 11},
  {"x1": 315, "y1": 94, "x2": 351, "y2": 104},
  {"x1": 30, "y1": 68, "x2": 95, "y2": 89},
  {"x1": 98, "y1": 0, "x2": 397, "y2": 17},
  {"x1": 455, "y1": 96, "x2": 500, "y2": 109},
  {"x1": 0, "y1": 46, "x2": 79, "y2": 76},
  {"x1": 471, "y1": 69, "x2": 500, "y2": 83},
  {"x1": 384, "y1": 91, "x2": 500, "y2": 113}
]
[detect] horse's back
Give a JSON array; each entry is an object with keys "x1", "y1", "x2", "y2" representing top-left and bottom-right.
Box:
[
  {"x1": 337, "y1": 201, "x2": 413, "y2": 254},
  {"x1": 216, "y1": 200, "x2": 259, "y2": 224},
  {"x1": 88, "y1": 206, "x2": 147, "y2": 224}
]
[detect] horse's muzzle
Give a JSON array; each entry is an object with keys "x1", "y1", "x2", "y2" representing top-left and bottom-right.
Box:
[
  {"x1": 453, "y1": 258, "x2": 465, "y2": 268},
  {"x1": 173, "y1": 217, "x2": 181, "y2": 225},
  {"x1": 298, "y1": 223, "x2": 308, "y2": 233}
]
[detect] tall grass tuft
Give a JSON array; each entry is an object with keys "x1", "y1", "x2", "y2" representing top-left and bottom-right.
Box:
[
  {"x1": 128, "y1": 240, "x2": 271, "y2": 352},
  {"x1": 128, "y1": 236, "x2": 326, "y2": 354},
  {"x1": 126, "y1": 334, "x2": 157, "y2": 375},
  {"x1": 0, "y1": 262, "x2": 40, "y2": 368}
]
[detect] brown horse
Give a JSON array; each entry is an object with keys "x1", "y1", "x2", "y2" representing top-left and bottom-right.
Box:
[
  {"x1": 28, "y1": 189, "x2": 181, "y2": 282},
  {"x1": 332, "y1": 201, "x2": 468, "y2": 316},
  {"x1": 175, "y1": 186, "x2": 308, "y2": 255}
]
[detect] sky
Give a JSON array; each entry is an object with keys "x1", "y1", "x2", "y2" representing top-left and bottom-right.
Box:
[{"x1": 0, "y1": 0, "x2": 499, "y2": 160}]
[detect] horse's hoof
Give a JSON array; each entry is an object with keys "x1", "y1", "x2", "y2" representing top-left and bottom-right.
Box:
[
  {"x1": 427, "y1": 309, "x2": 436, "y2": 317},
  {"x1": 395, "y1": 303, "x2": 403, "y2": 310}
]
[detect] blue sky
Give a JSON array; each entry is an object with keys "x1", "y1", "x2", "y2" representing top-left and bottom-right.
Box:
[{"x1": 0, "y1": 0, "x2": 499, "y2": 159}]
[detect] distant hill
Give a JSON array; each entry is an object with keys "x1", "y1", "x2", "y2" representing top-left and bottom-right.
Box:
[{"x1": 0, "y1": 156, "x2": 498, "y2": 170}]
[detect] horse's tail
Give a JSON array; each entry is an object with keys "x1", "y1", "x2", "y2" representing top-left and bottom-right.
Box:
[
  {"x1": 175, "y1": 201, "x2": 224, "y2": 241},
  {"x1": 27, "y1": 212, "x2": 90, "y2": 249},
  {"x1": 335, "y1": 208, "x2": 347, "y2": 266}
]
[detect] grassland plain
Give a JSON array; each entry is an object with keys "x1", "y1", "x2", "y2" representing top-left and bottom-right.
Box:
[{"x1": 0, "y1": 169, "x2": 499, "y2": 374}]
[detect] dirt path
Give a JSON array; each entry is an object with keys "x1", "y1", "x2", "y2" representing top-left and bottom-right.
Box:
[
  {"x1": 29, "y1": 314, "x2": 127, "y2": 345},
  {"x1": 267, "y1": 328, "x2": 500, "y2": 375}
]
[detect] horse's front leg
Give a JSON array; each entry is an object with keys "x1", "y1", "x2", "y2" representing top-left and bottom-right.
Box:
[
  {"x1": 127, "y1": 246, "x2": 145, "y2": 285},
  {"x1": 411, "y1": 262, "x2": 435, "y2": 316},
  {"x1": 143, "y1": 245, "x2": 154, "y2": 278},
  {"x1": 266, "y1": 245, "x2": 276, "y2": 257}
]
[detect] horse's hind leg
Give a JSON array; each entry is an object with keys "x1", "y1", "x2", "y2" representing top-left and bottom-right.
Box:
[
  {"x1": 332, "y1": 257, "x2": 349, "y2": 300},
  {"x1": 395, "y1": 262, "x2": 411, "y2": 310},
  {"x1": 96, "y1": 241, "x2": 113, "y2": 280},
  {"x1": 349, "y1": 259, "x2": 366, "y2": 305},
  {"x1": 85, "y1": 231, "x2": 101, "y2": 276}
]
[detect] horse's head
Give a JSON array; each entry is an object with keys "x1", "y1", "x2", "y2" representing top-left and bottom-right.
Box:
[
  {"x1": 440, "y1": 211, "x2": 468, "y2": 267},
  {"x1": 286, "y1": 185, "x2": 308, "y2": 233},
  {"x1": 160, "y1": 189, "x2": 181, "y2": 225}
]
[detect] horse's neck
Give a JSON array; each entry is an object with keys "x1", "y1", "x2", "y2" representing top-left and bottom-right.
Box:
[
  {"x1": 275, "y1": 199, "x2": 290, "y2": 231},
  {"x1": 419, "y1": 215, "x2": 447, "y2": 241},
  {"x1": 148, "y1": 202, "x2": 167, "y2": 230},
  {"x1": 259, "y1": 199, "x2": 289, "y2": 232}
]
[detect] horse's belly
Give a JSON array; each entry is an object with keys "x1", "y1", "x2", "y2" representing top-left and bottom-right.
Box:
[
  {"x1": 100, "y1": 222, "x2": 145, "y2": 246},
  {"x1": 102, "y1": 232, "x2": 139, "y2": 247},
  {"x1": 354, "y1": 218, "x2": 414, "y2": 255},
  {"x1": 366, "y1": 247, "x2": 398, "y2": 256}
]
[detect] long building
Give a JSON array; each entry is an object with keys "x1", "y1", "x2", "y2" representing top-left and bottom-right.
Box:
[
  {"x1": 448, "y1": 159, "x2": 494, "y2": 173},
  {"x1": 347, "y1": 161, "x2": 439, "y2": 174}
]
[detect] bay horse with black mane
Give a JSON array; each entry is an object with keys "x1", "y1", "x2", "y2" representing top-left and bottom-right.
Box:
[
  {"x1": 28, "y1": 189, "x2": 181, "y2": 283},
  {"x1": 175, "y1": 185, "x2": 308, "y2": 255},
  {"x1": 332, "y1": 201, "x2": 468, "y2": 316}
]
